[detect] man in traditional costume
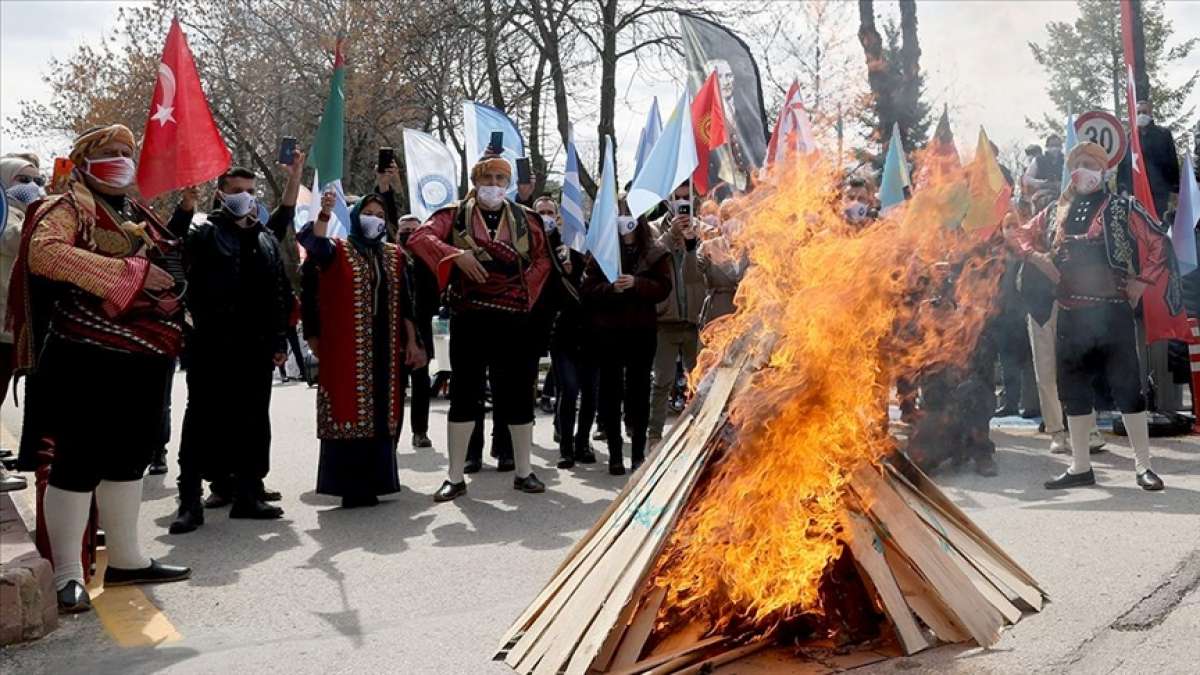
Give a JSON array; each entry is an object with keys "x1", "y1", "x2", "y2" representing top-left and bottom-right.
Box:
[
  {"x1": 166, "y1": 157, "x2": 303, "y2": 534},
  {"x1": 408, "y1": 156, "x2": 551, "y2": 501},
  {"x1": 7, "y1": 124, "x2": 191, "y2": 612},
  {"x1": 1009, "y1": 142, "x2": 1169, "y2": 491}
]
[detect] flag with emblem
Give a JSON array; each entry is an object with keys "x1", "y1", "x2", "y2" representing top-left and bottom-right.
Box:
[
  {"x1": 765, "y1": 79, "x2": 816, "y2": 165},
  {"x1": 136, "y1": 18, "x2": 231, "y2": 200},
  {"x1": 690, "y1": 70, "x2": 727, "y2": 195}
]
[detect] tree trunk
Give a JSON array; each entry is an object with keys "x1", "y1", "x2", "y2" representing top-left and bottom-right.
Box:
[
  {"x1": 598, "y1": 0, "x2": 620, "y2": 188},
  {"x1": 482, "y1": 0, "x2": 506, "y2": 111},
  {"x1": 898, "y1": 0, "x2": 920, "y2": 149},
  {"x1": 528, "y1": 52, "x2": 549, "y2": 195},
  {"x1": 857, "y1": 0, "x2": 888, "y2": 151},
  {"x1": 532, "y1": 0, "x2": 598, "y2": 197},
  {"x1": 1130, "y1": 0, "x2": 1150, "y2": 99}
]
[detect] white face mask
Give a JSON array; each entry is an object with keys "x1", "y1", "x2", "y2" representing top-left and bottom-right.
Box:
[
  {"x1": 6, "y1": 182, "x2": 42, "y2": 205},
  {"x1": 1136, "y1": 114, "x2": 1151, "y2": 128},
  {"x1": 844, "y1": 200, "x2": 869, "y2": 223},
  {"x1": 1071, "y1": 167, "x2": 1103, "y2": 194},
  {"x1": 476, "y1": 185, "x2": 506, "y2": 208},
  {"x1": 220, "y1": 190, "x2": 257, "y2": 219},
  {"x1": 84, "y1": 156, "x2": 136, "y2": 188},
  {"x1": 358, "y1": 214, "x2": 387, "y2": 240},
  {"x1": 540, "y1": 215, "x2": 558, "y2": 233},
  {"x1": 617, "y1": 216, "x2": 638, "y2": 236}
]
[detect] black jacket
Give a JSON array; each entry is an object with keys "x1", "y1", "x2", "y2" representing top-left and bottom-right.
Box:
[{"x1": 1118, "y1": 123, "x2": 1180, "y2": 216}]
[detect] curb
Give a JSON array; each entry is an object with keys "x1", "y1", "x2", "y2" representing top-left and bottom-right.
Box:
[{"x1": 0, "y1": 490, "x2": 57, "y2": 644}]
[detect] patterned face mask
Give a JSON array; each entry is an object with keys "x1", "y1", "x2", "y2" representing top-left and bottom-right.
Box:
[{"x1": 85, "y1": 156, "x2": 136, "y2": 188}]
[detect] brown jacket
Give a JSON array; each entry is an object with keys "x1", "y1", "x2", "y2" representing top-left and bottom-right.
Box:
[{"x1": 651, "y1": 216, "x2": 705, "y2": 326}]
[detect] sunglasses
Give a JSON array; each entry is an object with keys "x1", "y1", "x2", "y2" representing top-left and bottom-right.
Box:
[{"x1": 14, "y1": 174, "x2": 46, "y2": 187}]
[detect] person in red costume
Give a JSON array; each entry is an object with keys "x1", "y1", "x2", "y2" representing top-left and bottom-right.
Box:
[
  {"x1": 1007, "y1": 141, "x2": 1169, "y2": 492},
  {"x1": 407, "y1": 156, "x2": 551, "y2": 502}
]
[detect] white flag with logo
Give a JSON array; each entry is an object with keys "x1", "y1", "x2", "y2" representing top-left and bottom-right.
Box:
[{"x1": 403, "y1": 128, "x2": 460, "y2": 220}]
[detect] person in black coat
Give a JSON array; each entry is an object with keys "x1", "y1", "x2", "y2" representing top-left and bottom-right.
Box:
[
  {"x1": 166, "y1": 156, "x2": 303, "y2": 534},
  {"x1": 397, "y1": 214, "x2": 439, "y2": 448},
  {"x1": 1118, "y1": 100, "x2": 1180, "y2": 218}
]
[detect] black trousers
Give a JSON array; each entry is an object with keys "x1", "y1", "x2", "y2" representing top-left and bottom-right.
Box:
[
  {"x1": 551, "y1": 346, "x2": 598, "y2": 455},
  {"x1": 276, "y1": 327, "x2": 308, "y2": 381},
  {"x1": 448, "y1": 311, "x2": 536, "y2": 424},
  {"x1": 178, "y1": 343, "x2": 275, "y2": 499},
  {"x1": 41, "y1": 340, "x2": 174, "y2": 492},
  {"x1": 467, "y1": 369, "x2": 514, "y2": 464},
  {"x1": 596, "y1": 328, "x2": 657, "y2": 463},
  {"x1": 406, "y1": 316, "x2": 433, "y2": 435},
  {"x1": 1056, "y1": 303, "x2": 1145, "y2": 416}
]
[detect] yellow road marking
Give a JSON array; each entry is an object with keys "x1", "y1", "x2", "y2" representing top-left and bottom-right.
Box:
[{"x1": 2, "y1": 423, "x2": 182, "y2": 647}]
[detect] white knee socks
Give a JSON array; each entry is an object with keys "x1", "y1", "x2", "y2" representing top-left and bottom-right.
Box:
[
  {"x1": 1121, "y1": 411, "x2": 1153, "y2": 474},
  {"x1": 95, "y1": 479, "x2": 151, "y2": 571},
  {"x1": 509, "y1": 423, "x2": 534, "y2": 479},
  {"x1": 1066, "y1": 414, "x2": 1094, "y2": 475},
  {"x1": 44, "y1": 485, "x2": 92, "y2": 591},
  {"x1": 447, "y1": 421, "x2": 473, "y2": 484}
]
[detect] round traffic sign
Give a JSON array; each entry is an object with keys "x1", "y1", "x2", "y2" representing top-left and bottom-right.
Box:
[{"x1": 1074, "y1": 111, "x2": 1127, "y2": 169}]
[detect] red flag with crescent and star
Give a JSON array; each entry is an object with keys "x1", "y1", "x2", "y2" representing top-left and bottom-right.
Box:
[
  {"x1": 136, "y1": 18, "x2": 231, "y2": 200},
  {"x1": 690, "y1": 70, "x2": 727, "y2": 195}
]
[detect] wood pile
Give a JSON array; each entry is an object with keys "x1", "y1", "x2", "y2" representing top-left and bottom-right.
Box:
[{"x1": 496, "y1": 358, "x2": 1046, "y2": 674}]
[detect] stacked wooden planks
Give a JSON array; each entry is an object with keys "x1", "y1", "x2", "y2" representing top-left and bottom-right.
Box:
[{"x1": 496, "y1": 361, "x2": 1046, "y2": 674}]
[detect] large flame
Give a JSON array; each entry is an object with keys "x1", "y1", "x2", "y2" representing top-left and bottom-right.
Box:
[{"x1": 649, "y1": 150, "x2": 1006, "y2": 636}]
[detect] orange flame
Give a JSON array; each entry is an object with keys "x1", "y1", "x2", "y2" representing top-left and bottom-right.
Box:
[{"x1": 650, "y1": 149, "x2": 1006, "y2": 635}]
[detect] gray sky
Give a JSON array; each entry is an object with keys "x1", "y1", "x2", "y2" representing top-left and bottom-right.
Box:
[{"x1": 2, "y1": 0, "x2": 1198, "y2": 176}]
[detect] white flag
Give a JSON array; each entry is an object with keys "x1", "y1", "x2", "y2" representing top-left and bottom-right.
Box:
[{"x1": 403, "y1": 128, "x2": 460, "y2": 220}]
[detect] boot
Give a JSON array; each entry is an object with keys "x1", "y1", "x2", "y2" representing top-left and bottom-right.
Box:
[
  {"x1": 557, "y1": 435, "x2": 575, "y2": 469},
  {"x1": 608, "y1": 433, "x2": 625, "y2": 476},
  {"x1": 169, "y1": 478, "x2": 204, "y2": 535},
  {"x1": 147, "y1": 447, "x2": 168, "y2": 475},
  {"x1": 230, "y1": 479, "x2": 283, "y2": 519}
]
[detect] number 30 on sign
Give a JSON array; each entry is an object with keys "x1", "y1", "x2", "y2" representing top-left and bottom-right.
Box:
[{"x1": 1074, "y1": 111, "x2": 1128, "y2": 169}]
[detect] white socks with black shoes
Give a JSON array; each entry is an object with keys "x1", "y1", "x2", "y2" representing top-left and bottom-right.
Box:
[
  {"x1": 1066, "y1": 414, "x2": 1094, "y2": 475},
  {"x1": 446, "y1": 421, "x2": 473, "y2": 484},
  {"x1": 510, "y1": 423, "x2": 534, "y2": 478},
  {"x1": 95, "y1": 479, "x2": 151, "y2": 571},
  {"x1": 44, "y1": 485, "x2": 92, "y2": 591},
  {"x1": 1121, "y1": 411, "x2": 1153, "y2": 475}
]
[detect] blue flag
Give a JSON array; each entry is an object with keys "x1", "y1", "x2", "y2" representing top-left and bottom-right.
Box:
[
  {"x1": 1172, "y1": 153, "x2": 1200, "y2": 274},
  {"x1": 560, "y1": 124, "x2": 587, "y2": 252},
  {"x1": 879, "y1": 122, "x2": 911, "y2": 212},
  {"x1": 634, "y1": 97, "x2": 663, "y2": 177},
  {"x1": 463, "y1": 101, "x2": 525, "y2": 199},
  {"x1": 586, "y1": 135, "x2": 620, "y2": 283},
  {"x1": 1060, "y1": 107, "x2": 1077, "y2": 192},
  {"x1": 627, "y1": 92, "x2": 698, "y2": 217}
]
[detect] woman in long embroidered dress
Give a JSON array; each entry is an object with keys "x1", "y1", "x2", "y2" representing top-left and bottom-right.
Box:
[{"x1": 299, "y1": 191, "x2": 425, "y2": 508}]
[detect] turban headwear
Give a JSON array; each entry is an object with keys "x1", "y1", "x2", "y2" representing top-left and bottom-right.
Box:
[
  {"x1": 470, "y1": 157, "x2": 511, "y2": 184},
  {"x1": 1066, "y1": 142, "x2": 1108, "y2": 171},
  {"x1": 69, "y1": 124, "x2": 137, "y2": 166}
]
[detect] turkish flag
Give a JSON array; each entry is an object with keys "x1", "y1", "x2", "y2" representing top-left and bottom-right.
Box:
[
  {"x1": 136, "y1": 18, "x2": 231, "y2": 200},
  {"x1": 690, "y1": 70, "x2": 727, "y2": 195}
]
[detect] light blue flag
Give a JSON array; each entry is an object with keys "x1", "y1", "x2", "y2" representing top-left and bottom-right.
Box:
[
  {"x1": 560, "y1": 124, "x2": 587, "y2": 252},
  {"x1": 1172, "y1": 153, "x2": 1200, "y2": 274},
  {"x1": 462, "y1": 101, "x2": 525, "y2": 199},
  {"x1": 302, "y1": 171, "x2": 351, "y2": 238},
  {"x1": 1060, "y1": 107, "x2": 1077, "y2": 192},
  {"x1": 627, "y1": 92, "x2": 699, "y2": 217},
  {"x1": 634, "y1": 97, "x2": 663, "y2": 177},
  {"x1": 879, "y1": 122, "x2": 911, "y2": 212},
  {"x1": 586, "y1": 135, "x2": 620, "y2": 283}
]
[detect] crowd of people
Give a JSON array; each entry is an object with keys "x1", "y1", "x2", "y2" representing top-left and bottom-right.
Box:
[{"x1": 0, "y1": 99, "x2": 1196, "y2": 614}]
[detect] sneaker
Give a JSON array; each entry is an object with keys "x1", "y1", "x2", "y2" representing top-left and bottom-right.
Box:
[{"x1": 1049, "y1": 432, "x2": 1070, "y2": 455}]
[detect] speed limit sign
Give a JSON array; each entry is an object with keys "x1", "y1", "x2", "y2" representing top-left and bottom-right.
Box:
[{"x1": 1074, "y1": 111, "x2": 1128, "y2": 169}]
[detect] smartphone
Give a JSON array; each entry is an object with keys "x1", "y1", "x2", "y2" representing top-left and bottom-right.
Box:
[
  {"x1": 516, "y1": 157, "x2": 531, "y2": 184},
  {"x1": 277, "y1": 136, "x2": 297, "y2": 165},
  {"x1": 51, "y1": 157, "x2": 74, "y2": 192},
  {"x1": 676, "y1": 203, "x2": 691, "y2": 217},
  {"x1": 487, "y1": 131, "x2": 504, "y2": 154},
  {"x1": 377, "y1": 147, "x2": 395, "y2": 173}
]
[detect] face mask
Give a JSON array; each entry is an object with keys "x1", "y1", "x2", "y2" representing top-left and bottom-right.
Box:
[
  {"x1": 358, "y1": 214, "x2": 387, "y2": 240},
  {"x1": 539, "y1": 215, "x2": 558, "y2": 233},
  {"x1": 220, "y1": 191, "x2": 257, "y2": 219},
  {"x1": 1136, "y1": 114, "x2": 1151, "y2": 128},
  {"x1": 6, "y1": 182, "x2": 42, "y2": 205},
  {"x1": 85, "y1": 156, "x2": 136, "y2": 188},
  {"x1": 1071, "y1": 167, "x2": 1103, "y2": 194},
  {"x1": 398, "y1": 231, "x2": 412, "y2": 245},
  {"x1": 476, "y1": 185, "x2": 506, "y2": 208},
  {"x1": 617, "y1": 216, "x2": 638, "y2": 236},
  {"x1": 844, "y1": 201, "x2": 869, "y2": 223}
]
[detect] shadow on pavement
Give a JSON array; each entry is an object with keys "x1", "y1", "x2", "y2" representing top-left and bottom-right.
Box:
[{"x1": 151, "y1": 515, "x2": 302, "y2": 588}]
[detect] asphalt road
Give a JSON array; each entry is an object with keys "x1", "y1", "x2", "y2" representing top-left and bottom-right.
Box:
[{"x1": 1, "y1": 375, "x2": 1198, "y2": 675}]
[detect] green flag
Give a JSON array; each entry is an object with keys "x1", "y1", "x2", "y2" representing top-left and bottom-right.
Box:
[{"x1": 308, "y1": 39, "x2": 345, "y2": 186}]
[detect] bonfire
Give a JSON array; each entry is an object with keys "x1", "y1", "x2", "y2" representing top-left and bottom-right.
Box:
[{"x1": 497, "y1": 139, "x2": 1047, "y2": 674}]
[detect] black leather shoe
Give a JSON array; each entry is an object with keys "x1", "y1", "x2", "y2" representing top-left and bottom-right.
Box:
[
  {"x1": 168, "y1": 503, "x2": 204, "y2": 534},
  {"x1": 463, "y1": 459, "x2": 483, "y2": 475},
  {"x1": 342, "y1": 494, "x2": 380, "y2": 508},
  {"x1": 557, "y1": 457, "x2": 575, "y2": 469},
  {"x1": 412, "y1": 433, "x2": 433, "y2": 449},
  {"x1": 575, "y1": 445, "x2": 597, "y2": 464},
  {"x1": 514, "y1": 473, "x2": 546, "y2": 494},
  {"x1": 973, "y1": 455, "x2": 998, "y2": 477},
  {"x1": 104, "y1": 559, "x2": 191, "y2": 586},
  {"x1": 434, "y1": 480, "x2": 467, "y2": 502},
  {"x1": 259, "y1": 487, "x2": 282, "y2": 502},
  {"x1": 230, "y1": 499, "x2": 284, "y2": 519},
  {"x1": 609, "y1": 461, "x2": 626, "y2": 476},
  {"x1": 57, "y1": 580, "x2": 91, "y2": 613},
  {"x1": 1044, "y1": 469, "x2": 1095, "y2": 490},
  {"x1": 497, "y1": 458, "x2": 516, "y2": 473},
  {"x1": 147, "y1": 455, "x2": 168, "y2": 475},
  {"x1": 203, "y1": 491, "x2": 232, "y2": 509},
  {"x1": 1136, "y1": 469, "x2": 1164, "y2": 491}
]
